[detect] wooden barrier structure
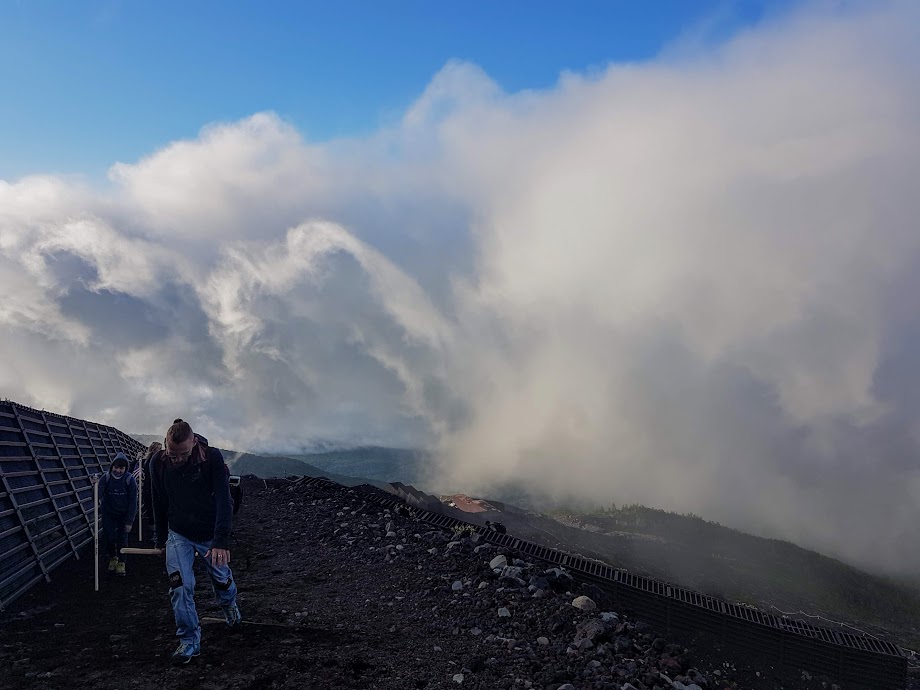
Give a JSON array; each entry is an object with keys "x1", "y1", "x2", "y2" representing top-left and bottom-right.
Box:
[{"x1": 0, "y1": 400, "x2": 144, "y2": 609}]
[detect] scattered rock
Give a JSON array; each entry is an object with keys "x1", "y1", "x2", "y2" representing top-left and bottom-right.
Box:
[
  {"x1": 572, "y1": 595, "x2": 596, "y2": 611},
  {"x1": 0, "y1": 477, "x2": 800, "y2": 690},
  {"x1": 489, "y1": 554, "x2": 508, "y2": 570}
]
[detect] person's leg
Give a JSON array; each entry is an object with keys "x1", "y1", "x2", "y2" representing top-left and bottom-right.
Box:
[
  {"x1": 165, "y1": 531, "x2": 201, "y2": 648},
  {"x1": 201, "y1": 554, "x2": 238, "y2": 607},
  {"x1": 101, "y1": 513, "x2": 118, "y2": 570},
  {"x1": 200, "y1": 544, "x2": 241, "y2": 626},
  {"x1": 114, "y1": 512, "x2": 128, "y2": 562}
]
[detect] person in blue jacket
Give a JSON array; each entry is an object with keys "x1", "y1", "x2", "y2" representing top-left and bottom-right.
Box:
[
  {"x1": 150, "y1": 418, "x2": 242, "y2": 665},
  {"x1": 95, "y1": 453, "x2": 137, "y2": 576}
]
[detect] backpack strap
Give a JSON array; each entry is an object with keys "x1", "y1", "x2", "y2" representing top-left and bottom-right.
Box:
[
  {"x1": 195, "y1": 434, "x2": 210, "y2": 465},
  {"x1": 151, "y1": 449, "x2": 167, "y2": 485}
]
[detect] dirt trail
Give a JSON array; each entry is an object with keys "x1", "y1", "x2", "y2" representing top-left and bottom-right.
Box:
[{"x1": 0, "y1": 479, "x2": 850, "y2": 689}]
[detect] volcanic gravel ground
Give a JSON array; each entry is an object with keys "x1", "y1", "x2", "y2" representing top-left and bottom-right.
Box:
[{"x1": 0, "y1": 479, "x2": 862, "y2": 689}]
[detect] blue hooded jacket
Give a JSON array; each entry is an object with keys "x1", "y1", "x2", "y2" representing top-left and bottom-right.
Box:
[{"x1": 100, "y1": 452, "x2": 138, "y2": 519}]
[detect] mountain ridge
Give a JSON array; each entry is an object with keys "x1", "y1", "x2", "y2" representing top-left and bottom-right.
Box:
[{"x1": 129, "y1": 435, "x2": 920, "y2": 650}]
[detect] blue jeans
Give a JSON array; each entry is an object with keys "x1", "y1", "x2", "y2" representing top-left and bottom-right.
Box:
[{"x1": 165, "y1": 530, "x2": 237, "y2": 646}]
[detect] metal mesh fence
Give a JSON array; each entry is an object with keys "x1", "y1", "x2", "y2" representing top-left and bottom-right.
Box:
[
  {"x1": 301, "y1": 475, "x2": 908, "y2": 690},
  {"x1": 0, "y1": 400, "x2": 145, "y2": 610}
]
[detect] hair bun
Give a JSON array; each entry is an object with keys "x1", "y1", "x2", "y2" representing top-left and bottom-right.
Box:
[{"x1": 173, "y1": 418, "x2": 183, "y2": 424}]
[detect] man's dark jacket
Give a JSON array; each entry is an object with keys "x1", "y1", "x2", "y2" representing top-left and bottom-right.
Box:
[{"x1": 150, "y1": 434, "x2": 233, "y2": 549}]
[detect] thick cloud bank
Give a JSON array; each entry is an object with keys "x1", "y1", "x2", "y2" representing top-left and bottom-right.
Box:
[{"x1": 1, "y1": 3, "x2": 919, "y2": 574}]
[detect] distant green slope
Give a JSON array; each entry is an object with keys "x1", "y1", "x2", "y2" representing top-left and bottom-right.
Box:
[
  {"x1": 130, "y1": 435, "x2": 391, "y2": 488},
  {"x1": 130, "y1": 433, "x2": 162, "y2": 447},
  {"x1": 228, "y1": 452, "x2": 325, "y2": 478},
  {"x1": 284, "y1": 446, "x2": 427, "y2": 485}
]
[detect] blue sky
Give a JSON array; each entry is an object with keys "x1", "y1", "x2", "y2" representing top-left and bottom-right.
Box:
[{"x1": 0, "y1": 0, "x2": 790, "y2": 181}]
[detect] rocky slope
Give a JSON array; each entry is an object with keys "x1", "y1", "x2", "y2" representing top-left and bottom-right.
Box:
[{"x1": 0, "y1": 478, "x2": 853, "y2": 689}]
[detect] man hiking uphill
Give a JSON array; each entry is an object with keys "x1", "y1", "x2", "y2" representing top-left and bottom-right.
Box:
[{"x1": 150, "y1": 418, "x2": 242, "y2": 665}]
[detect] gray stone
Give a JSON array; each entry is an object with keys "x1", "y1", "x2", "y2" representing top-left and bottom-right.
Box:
[
  {"x1": 489, "y1": 554, "x2": 508, "y2": 569},
  {"x1": 574, "y1": 618, "x2": 607, "y2": 642},
  {"x1": 529, "y1": 575, "x2": 551, "y2": 590},
  {"x1": 500, "y1": 565, "x2": 524, "y2": 580},
  {"x1": 572, "y1": 595, "x2": 596, "y2": 611}
]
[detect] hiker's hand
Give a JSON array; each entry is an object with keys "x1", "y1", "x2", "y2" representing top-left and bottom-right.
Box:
[
  {"x1": 90, "y1": 474, "x2": 100, "y2": 485},
  {"x1": 206, "y1": 548, "x2": 230, "y2": 568},
  {"x1": 124, "y1": 524, "x2": 133, "y2": 533}
]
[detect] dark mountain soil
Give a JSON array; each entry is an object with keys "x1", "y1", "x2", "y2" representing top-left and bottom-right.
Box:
[{"x1": 0, "y1": 479, "x2": 870, "y2": 689}]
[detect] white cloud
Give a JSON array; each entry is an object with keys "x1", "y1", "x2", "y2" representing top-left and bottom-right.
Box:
[{"x1": 0, "y1": 1, "x2": 919, "y2": 575}]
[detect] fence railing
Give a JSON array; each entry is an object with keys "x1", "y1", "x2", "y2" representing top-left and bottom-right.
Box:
[
  {"x1": 0, "y1": 400, "x2": 145, "y2": 610},
  {"x1": 296, "y1": 474, "x2": 908, "y2": 690}
]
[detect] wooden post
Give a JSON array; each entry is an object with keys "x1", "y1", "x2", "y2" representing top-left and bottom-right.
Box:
[
  {"x1": 137, "y1": 461, "x2": 143, "y2": 542},
  {"x1": 93, "y1": 475, "x2": 99, "y2": 592}
]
